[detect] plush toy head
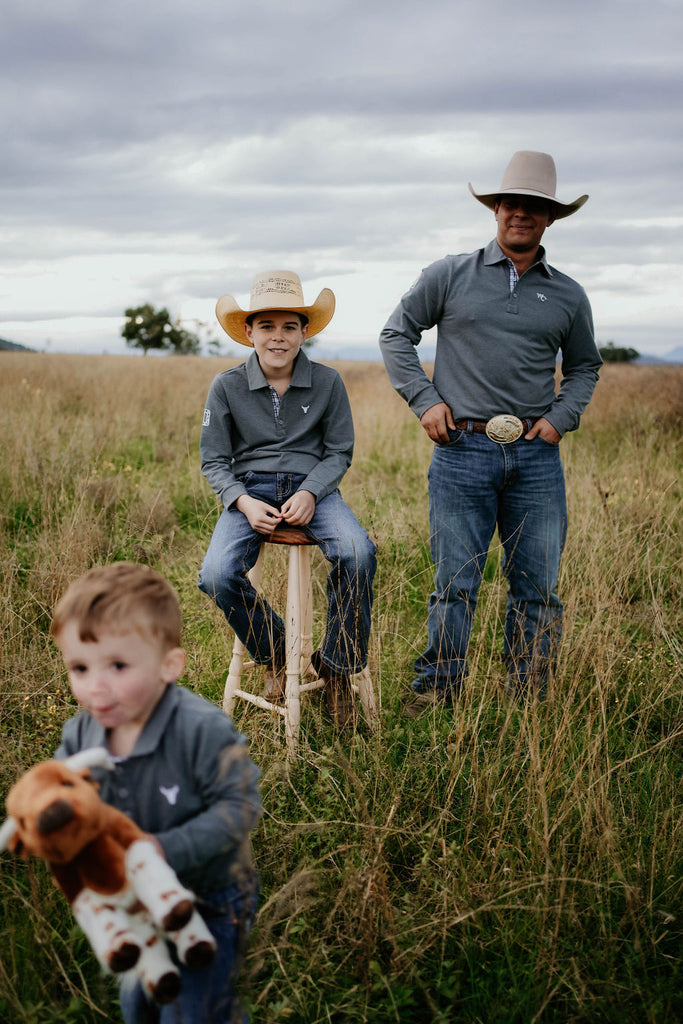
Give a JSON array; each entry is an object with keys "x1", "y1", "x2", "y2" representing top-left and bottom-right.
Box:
[{"x1": 1, "y1": 750, "x2": 114, "y2": 864}]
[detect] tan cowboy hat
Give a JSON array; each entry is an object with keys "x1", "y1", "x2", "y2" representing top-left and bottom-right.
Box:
[
  {"x1": 468, "y1": 150, "x2": 588, "y2": 219},
  {"x1": 215, "y1": 270, "x2": 336, "y2": 346}
]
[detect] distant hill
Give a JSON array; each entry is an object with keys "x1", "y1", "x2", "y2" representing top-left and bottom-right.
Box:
[
  {"x1": 0, "y1": 337, "x2": 35, "y2": 353},
  {"x1": 636, "y1": 346, "x2": 683, "y2": 365}
]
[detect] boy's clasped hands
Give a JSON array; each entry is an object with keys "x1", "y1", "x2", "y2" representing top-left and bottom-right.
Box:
[{"x1": 235, "y1": 489, "x2": 316, "y2": 532}]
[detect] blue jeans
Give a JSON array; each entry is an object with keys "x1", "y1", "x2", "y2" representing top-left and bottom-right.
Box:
[
  {"x1": 199, "y1": 473, "x2": 376, "y2": 675},
  {"x1": 119, "y1": 882, "x2": 258, "y2": 1024},
  {"x1": 413, "y1": 428, "x2": 567, "y2": 694}
]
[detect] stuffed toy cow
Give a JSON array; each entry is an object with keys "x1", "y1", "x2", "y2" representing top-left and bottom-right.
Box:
[{"x1": 0, "y1": 748, "x2": 215, "y2": 1004}]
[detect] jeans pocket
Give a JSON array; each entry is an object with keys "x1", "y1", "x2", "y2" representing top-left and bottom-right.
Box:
[{"x1": 437, "y1": 427, "x2": 465, "y2": 447}]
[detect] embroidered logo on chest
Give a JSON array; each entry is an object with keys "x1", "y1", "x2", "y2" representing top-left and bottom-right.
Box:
[
  {"x1": 301, "y1": 405, "x2": 310, "y2": 414},
  {"x1": 159, "y1": 785, "x2": 180, "y2": 805},
  {"x1": 537, "y1": 292, "x2": 548, "y2": 302}
]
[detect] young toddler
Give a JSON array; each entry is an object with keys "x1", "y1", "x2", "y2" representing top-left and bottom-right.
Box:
[{"x1": 52, "y1": 562, "x2": 261, "y2": 1024}]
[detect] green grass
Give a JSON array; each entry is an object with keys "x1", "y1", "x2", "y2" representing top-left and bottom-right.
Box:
[{"x1": 0, "y1": 354, "x2": 681, "y2": 1022}]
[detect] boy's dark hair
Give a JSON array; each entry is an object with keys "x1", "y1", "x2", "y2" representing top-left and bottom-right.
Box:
[
  {"x1": 245, "y1": 311, "x2": 308, "y2": 329},
  {"x1": 51, "y1": 562, "x2": 182, "y2": 649}
]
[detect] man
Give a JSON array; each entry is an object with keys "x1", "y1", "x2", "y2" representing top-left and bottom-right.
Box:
[{"x1": 379, "y1": 151, "x2": 601, "y2": 714}]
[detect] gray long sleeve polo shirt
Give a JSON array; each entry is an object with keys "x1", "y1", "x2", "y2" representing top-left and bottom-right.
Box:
[
  {"x1": 200, "y1": 349, "x2": 354, "y2": 509},
  {"x1": 56, "y1": 685, "x2": 262, "y2": 895},
  {"x1": 379, "y1": 239, "x2": 601, "y2": 437}
]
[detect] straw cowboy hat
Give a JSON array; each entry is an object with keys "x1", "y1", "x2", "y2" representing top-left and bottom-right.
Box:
[
  {"x1": 215, "y1": 270, "x2": 336, "y2": 346},
  {"x1": 468, "y1": 151, "x2": 588, "y2": 219}
]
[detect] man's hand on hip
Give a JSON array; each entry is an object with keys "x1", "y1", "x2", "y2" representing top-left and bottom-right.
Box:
[
  {"x1": 420, "y1": 402, "x2": 456, "y2": 444},
  {"x1": 525, "y1": 417, "x2": 561, "y2": 444}
]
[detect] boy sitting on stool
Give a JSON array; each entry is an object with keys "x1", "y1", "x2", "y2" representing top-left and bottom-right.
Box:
[{"x1": 199, "y1": 271, "x2": 376, "y2": 728}]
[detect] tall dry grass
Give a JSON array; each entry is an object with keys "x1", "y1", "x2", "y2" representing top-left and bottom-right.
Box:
[{"x1": 0, "y1": 353, "x2": 681, "y2": 1023}]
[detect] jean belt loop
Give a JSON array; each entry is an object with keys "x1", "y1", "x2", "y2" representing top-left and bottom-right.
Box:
[{"x1": 467, "y1": 419, "x2": 474, "y2": 434}]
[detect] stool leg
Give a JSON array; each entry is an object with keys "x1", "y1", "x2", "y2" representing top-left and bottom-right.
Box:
[
  {"x1": 355, "y1": 667, "x2": 378, "y2": 731},
  {"x1": 298, "y1": 545, "x2": 315, "y2": 679},
  {"x1": 284, "y1": 546, "x2": 302, "y2": 756},
  {"x1": 223, "y1": 637, "x2": 246, "y2": 716},
  {"x1": 223, "y1": 546, "x2": 264, "y2": 716}
]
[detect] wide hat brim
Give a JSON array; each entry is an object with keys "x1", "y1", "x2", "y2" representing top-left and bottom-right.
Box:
[
  {"x1": 216, "y1": 287, "x2": 336, "y2": 347},
  {"x1": 468, "y1": 183, "x2": 588, "y2": 219},
  {"x1": 468, "y1": 151, "x2": 588, "y2": 219}
]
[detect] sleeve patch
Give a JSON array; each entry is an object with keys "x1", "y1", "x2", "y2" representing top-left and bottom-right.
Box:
[{"x1": 202, "y1": 409, "x2": 211, "y2": 427}]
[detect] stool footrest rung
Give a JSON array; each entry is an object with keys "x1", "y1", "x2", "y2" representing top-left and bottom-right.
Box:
[
  {"x1": 232, "y1": 689, "x2": 286, "y2": 716},
  {"x1": 298, "y1": 677, "x2": 326, "y2": 693}
]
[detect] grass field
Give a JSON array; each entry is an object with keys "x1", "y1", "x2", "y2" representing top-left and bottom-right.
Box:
[{"x1": 0, "y1": 352, "x2": 681, "y2": 1023}]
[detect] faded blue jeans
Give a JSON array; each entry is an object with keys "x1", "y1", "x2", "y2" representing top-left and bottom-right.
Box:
[
  {"x1": 119, "y1": 882, "x2": 258, "y2": 1024},
  {"x1": 413, "y1": 427, "x2": 567, "y2": 694},
  {"x1": 199, "y1": 472, "x2": 376, "y2": 675}
]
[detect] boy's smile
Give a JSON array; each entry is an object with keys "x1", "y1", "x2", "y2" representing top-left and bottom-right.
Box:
[
  {"x1": 57, "y1": 621, "x2": 184, "y2": 741},
  {"x1": 245, "y1": 310, "x2": 308, "y2": 383}
]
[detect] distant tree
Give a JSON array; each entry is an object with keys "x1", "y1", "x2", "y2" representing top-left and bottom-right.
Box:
[
  {"x1": 206, "y1": 335, "x2": 226, "y2": 357},
  {"x1": 599, "y1": 341, "x2": 640, "y2": 363},
  {"x1": 121, "y1": 304, "x2": 200, "y2": 356},
  {"x1": 184, "y1": 318, "x2": 224, "y2": 357},
  {"x1": 168, "y1": 322, "x2": 201, "y2": 356}
]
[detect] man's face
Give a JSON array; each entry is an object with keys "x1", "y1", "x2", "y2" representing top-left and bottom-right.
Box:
[
  {"x1": 494, "y1": 195, "x2": 555, "y2": 256},
  {"x1": 245, "y1": 310, "x2": 308, "y2": 376}
]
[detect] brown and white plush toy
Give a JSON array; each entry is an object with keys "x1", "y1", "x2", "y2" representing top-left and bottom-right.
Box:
[{"x1": 0, "y1": 749, "x2": 215, "y2": 1005}]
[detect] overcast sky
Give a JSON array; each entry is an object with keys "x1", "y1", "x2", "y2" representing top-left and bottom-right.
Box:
[{"x1": 2, "y1": 0, "x2": 682, "y2": 359}]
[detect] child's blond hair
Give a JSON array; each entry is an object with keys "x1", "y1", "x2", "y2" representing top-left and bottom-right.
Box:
[{"x1": 51, "y1": 563, "x2": 182, "y2": 649}]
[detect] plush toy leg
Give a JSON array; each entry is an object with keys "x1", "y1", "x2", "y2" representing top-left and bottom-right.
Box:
[
  {"x1": 124, "y1": 906, "x2": 182, "y2": 1006},
  {"x1": 169, "y1": 908, "x2": 216, "y2": 970},
  {"x1": 125, "y1": 840, "x2": 194, "y2": 931},
  {"x1": 72, "y1": 888, "x2": 141, "y2": 974}
]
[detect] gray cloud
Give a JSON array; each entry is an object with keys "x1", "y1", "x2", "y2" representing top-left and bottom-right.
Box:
[{"x1": 1, "y1": 0, "x2": 682, "y2": 355}]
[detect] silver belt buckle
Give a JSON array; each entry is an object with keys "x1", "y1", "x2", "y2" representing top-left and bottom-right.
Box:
[{"x1": 485, "y1": 414, "x2": 524, "y2": 443}]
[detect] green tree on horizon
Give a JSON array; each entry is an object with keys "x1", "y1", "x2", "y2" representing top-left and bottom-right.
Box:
[
  {"x1": 599, "y1": 340, "x2": 640, "y2": 363},
  {"x1": 121, "y1": 304, "x2": 201, "y2": 356}
]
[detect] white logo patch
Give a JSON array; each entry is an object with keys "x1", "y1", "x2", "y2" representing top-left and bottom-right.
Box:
[
  {"x1": 202, "y1": 409, "x2": 211, "y2": 426},
  {"x1": 159, "y1": 785, "x2": 180, "y2": 806},
  {"x1": 301, "y1": 405, "x2": 310, "y2": 414},
  {"x1": 537, "y1": 292, "x2": 548, "y2": 302}
]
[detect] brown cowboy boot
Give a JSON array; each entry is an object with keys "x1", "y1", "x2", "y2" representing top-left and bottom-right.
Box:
[
  {"x1": 323, "y1": 670, "x2": 357, "y2": 729},
  {"x1": 263, "y1": 664, "x2": 286, "y2": 702}
]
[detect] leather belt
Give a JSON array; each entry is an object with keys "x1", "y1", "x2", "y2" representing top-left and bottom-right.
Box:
[{"x1": 454, "y1": 416, "x2": 538, "y2": 443}]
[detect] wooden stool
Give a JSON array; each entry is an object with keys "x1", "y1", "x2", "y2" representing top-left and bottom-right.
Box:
[{"x1": 223, "y1": 525, "x2": 377, "y2": 755}]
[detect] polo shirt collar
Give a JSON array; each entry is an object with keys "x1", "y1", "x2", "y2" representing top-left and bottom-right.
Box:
[
  {"x1": 129, "y1": 684, "x2": 180, "y2": 756},
  {"x1": 245, "y1": 348, "x2": 313, "y2": 390},
  {"x1": 80, "y1": 684, "x2": 180, "y2": 759},
  {"x1": 484, "y1": 239, "x2": 553, "y2": 277}
]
